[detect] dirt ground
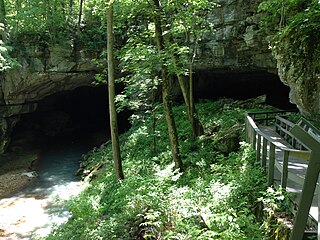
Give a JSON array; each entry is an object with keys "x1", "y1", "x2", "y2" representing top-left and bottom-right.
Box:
[{"x1": 0, "y1": 151, "x2": 39, "y2": 199}]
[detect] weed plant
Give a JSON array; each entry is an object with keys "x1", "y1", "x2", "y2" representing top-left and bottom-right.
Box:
[{"x1": 44, "y1": 99, "x2": 291, "y2": 240}]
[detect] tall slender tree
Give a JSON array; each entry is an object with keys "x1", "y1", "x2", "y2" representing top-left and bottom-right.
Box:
[
  {"x1": 0, "y1": 0, "x2": 6, "y2": 41},
  {"x1": 78, "y1": 0, "x2": 84, "y2": 34},
  {"x1": 159, "y1": 0, "x2": 211, "y2": 141},
  {"x1": 151, "y1": 0, "x2": 183, "y2": 171},
  {"x1": 106, "y1": 0, "x2": 124, "y2": 180}
]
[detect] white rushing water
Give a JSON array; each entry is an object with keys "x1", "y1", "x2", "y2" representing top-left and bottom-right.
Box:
[{"x1": 0, "y1": 144, "x2": 88, "y2": 239}]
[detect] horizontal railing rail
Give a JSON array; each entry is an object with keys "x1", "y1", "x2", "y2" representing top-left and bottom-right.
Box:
[
  {"x1": 275, "y1": 116, "x2": 308, "y2": 150},
  {"x1": 245, "y1": 113, "x2": 311, "y2": 188},
  {"x1": 298, "y1": 118, "x2": 320, "y2": 139},
  {"x1": 249, "y1": 109, "x2": 297, "y2": 126},
  {"x1": 245, "y1": 111, "x2": 320, "y2": 239}
]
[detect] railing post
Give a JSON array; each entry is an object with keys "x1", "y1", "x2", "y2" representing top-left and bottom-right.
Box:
[
  {"x1": 281, "y1": 150, "x2": 289, "y2": 189},
  {"x1": 256, "y1": 134, "x2": 261, "y2": 162},
  {"x1": 262, "y1": 138, "x2": 267, "y2": 170},
  {"x1": 268, "y1": 143, "x2": 275, "y2": 187},
  {"x1": 245, "y1": 119, "x2": 249, "y2": 142},
  {"x1": 250, "y1": 128, "x2": 252, "y2": 145},
  {"x1": 252, "y1": 130, "x2": 256, "y2": 149},
  {"x1": 265, "y1": 113, "x2": 268, "y2": 125}
]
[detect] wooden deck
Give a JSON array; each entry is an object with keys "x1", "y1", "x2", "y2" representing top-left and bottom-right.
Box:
[
  {"x1": 259, "y1": 126, "x2": 318, "y2": 223},
  {"x1": 245, "y1": 111, "x2": 320, "y2": 239}
]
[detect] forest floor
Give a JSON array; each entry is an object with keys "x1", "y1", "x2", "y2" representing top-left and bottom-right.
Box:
[
  {"x1": 0, "y1": 151, "x2": 39, "y2": 199},
  {"x1": 44, "y1": 99, "x2": 295, "y2": 240}
]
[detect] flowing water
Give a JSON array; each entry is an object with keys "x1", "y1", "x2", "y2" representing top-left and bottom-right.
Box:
[{"x1": 0, "y1": 139, "x2": 91, "y2": 240}]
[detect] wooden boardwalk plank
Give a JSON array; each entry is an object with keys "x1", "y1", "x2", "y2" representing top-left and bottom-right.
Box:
[{"x1": 259, "y1": 126, "x2": 318, "y2": 223}]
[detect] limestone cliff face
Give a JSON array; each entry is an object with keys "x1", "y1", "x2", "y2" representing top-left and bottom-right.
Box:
[
  {"x1": 0, "y1": 43, "x2": 103, "y2": 152},
  {"x1": 275, "y1": 52, "x2": 320, "y2": 120},
  {"x1": 194, "y1": 0, "x2": 275, "y2": 71},
  {"x1": 2, "y1": 44, "x2": 101, "y2": 105}
]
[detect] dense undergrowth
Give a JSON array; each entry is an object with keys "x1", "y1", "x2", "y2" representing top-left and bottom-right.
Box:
[{"x1": 43, "y1": 99, "x2": 292, "y2": 240}]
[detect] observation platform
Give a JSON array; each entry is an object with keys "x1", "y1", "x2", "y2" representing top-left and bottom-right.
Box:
[{"x1": 245, "y1": 111, "x2": 320, "y2": 239}]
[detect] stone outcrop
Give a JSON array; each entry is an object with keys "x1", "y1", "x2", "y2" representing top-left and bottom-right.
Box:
[
  {"x1": 265, "y1": 0, "x2": 320, "y2": 122},
  {"x1": 194, "y1": 0, "x2": 275, "y2": 71},
  {"x1": 274, "y1": 48, "x2": 320, "y2": 121},
  {"x1": 0, "y1": 43, "x2": 103, "y2": 152},
  {"x1": 2, "y1": 44, "x2": 101, "y2": 104}
]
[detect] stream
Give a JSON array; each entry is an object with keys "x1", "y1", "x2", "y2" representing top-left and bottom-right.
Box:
[{"x1": 0, "y1": 138, "x2": 91, "y2": 240}]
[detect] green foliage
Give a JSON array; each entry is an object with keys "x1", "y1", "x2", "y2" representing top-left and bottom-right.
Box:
[
  {"x1": 4, "y1": 0, "x2": 106, "y2": 47},
  {"x1": 258, "y1": 0, "x2": 320, "y2": 82},
  {"x1": 43, "y1": 100, "x2": 289, "y2": 240},
  {"x1": 0, "y1": 39, "x2": 19, "y2": 71},
  {"x1": 162, "y1": 0, "x2": 216, "y2": 62},
  {"x1": 78, "y1": 0, "x2": 107, "y2": 50},
  {"x1": 0, "y1": 40, "x2": 10, "y2": 71},
  {"x1": 258, "y1": 187, "x2": 292, "y2": 216},
  {"x1": 275, "y1": 0, "x2": 320, "y2": 69},
  {"x1": 283, "y1": 112, "x2": 302, "y2": 124},
  {"x1": 3, "y1": 0, "x2": 218, "y2": 56},
  {"x1": 6, "y1": 0, "x2": 70, "y2": 41},
  {"x1": 257, "y1": 187, "x2": 293, "y2": 240},
  {"x1": 113, "y1": 0, "x2": 216, "y2": 116},
  {"x1": 117, "y1": 42, "x2": 161, "y2": 112},
  {"x1": 3, "y1": 0, "x2": 218, "y2": 103}
]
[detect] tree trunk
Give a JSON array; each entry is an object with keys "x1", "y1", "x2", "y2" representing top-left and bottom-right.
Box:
[
  {"x1": 188, "y1": 31, "x2": 204, "y2": 140},
  {"x1": 78, "y1": 0, "x2": 84, "y2": 34},
  {"x1": 152, "y1": 0, "x2": 183, "y2": 171},
  {"x1": 162, "y1": 76, "x2": 183, "y2": 170},
  {"x1": 279, "y1": 0, "x2": 285, "y2": 28},
  {"x1": 189, "y1": 61, "x2": 204, "y2": 139},
  {"x1": 152, "y1": 78, "x2": 157, "y2": 156},
  {"x1": 44, "y1": 0, "x2": 55, "y2": 38},
  {"x1": 0, "y1": 0, "x2": 7, "y2": 41},
  {"x1": 159, "y1": 9, "x2": 204, "y2": 141},
  {"x1": 106, "y1": 0, "x2": 124, "y2": 180},
  {"x1": 177, "y1": 74, "x2": 204, "y2": 141}
]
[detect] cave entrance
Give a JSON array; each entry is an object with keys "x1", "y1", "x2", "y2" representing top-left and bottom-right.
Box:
[
  {"x1": 193, "y1": 71, "x2": 296, "y2": 110},
  {"x1": 9, "y1": 85, "x2": 130, "y2": 152},
  {"x1": 1, "y1": 85, "x2": 124, "y2": 237}
]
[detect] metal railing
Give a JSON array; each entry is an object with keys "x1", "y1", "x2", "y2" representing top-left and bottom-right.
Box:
[
  {"x1": 275, "y1": 115, "x2": 308, "y2": 150},
  {"x1": 245, "y1": 111, "x2": 311, "y2": 188},
  {"x1": 245, "y1": 111, "x2": 320, "y2": 239},
  {"x1": 248, "y1": 109, "x2": 296, "y2": 126}
]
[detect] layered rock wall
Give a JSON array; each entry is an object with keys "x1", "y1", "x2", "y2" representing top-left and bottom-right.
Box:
[
  {"x1": 0, "y1": 43, "x2": 102, "y2": 152},
  {"x1": 195, "y1": 0, "x2": 275, "y2": 71},
  {"x1": 2, "y1": 44, "x2": 101, "y2": 104},
  {"x1": 274, "y1": 48, "x2": 320, "y2": 121}
]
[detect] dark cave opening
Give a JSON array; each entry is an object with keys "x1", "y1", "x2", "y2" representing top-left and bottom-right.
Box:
[
  {"x1": 9, "y1": 85, "x2": 132, "y2": 152},
  {"x1": 193, "y1": 71, "x2": 296, "y2": 110},
  {"x1": 8, "y1": 71, "x2": 296, "y2": 152}
]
